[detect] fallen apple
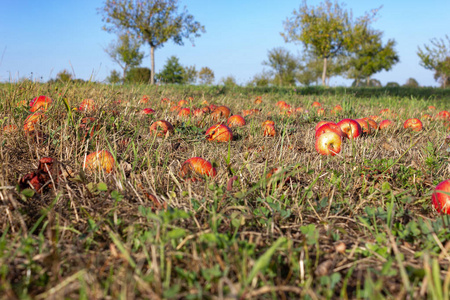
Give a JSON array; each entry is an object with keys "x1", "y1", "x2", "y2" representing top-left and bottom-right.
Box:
[
  {"x1": 315, "y1": 123, "x2": 345, "y2": 139},
  {"x1": 337, "y1": 119, "x2": 362, "y2": 139},
  {"x1": 84, "y1": 150, "x2": 115, "y2": 174},
  {"x1": 226, "y1": 115, "x2": 246, "y2": 128},
  {"x1": 150, "y1": 120, "x2": 174, "y2": 137},
  {"x1": 180, "y1": 157, "x2": 217, "y2": 180},
  {"x1": 30, "y1": 95, "x2": 52, "y2": 112},
  {"x1": 205, "y1": 124, "x2": 233, "y2": 142},
  {"x1": 315, "y1": 131, "x2": 342, "y2": 156},
  {"x1": 432, "y1": 179, "x2": 450, "y2": 214},
  {"x1": 403, "y1": 118, "x2": 423, "y2": 131}
]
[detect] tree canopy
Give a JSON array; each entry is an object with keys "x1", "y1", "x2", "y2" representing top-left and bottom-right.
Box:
[
  {"x1": 281, "y1": 0, "x2": 352, "y2": 86},
  {"x1": 198, "y1": 67, "x2": 215, "y2": 85},
  {"x1": 104, "y1": 33, "x2": 144, "y2": 79},
  {"x1": 100, "y1": 0, "x2": 205, "y2": 84},
  {"x1": 263, "y1": 47, "x2": 298, "y2": 86},
  {"x1": 346, "y1": 26, "x2": 399, "y2": 85},
  {"x1": 418, "y1": 35, "x2": 450, "y2": 88},
  {"x1": 157, "y1": 56, "x2": 186, "y2": 84},
  {"x1": 281, "y1": 0, "x2": 382, "y2": 87}
]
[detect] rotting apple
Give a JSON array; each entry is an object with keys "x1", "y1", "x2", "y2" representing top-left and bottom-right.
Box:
[
  {"x1": 378, "y1": 119, "x2": 394, "y2": 130},
  {"x1": 180, "y1": 157, "x2": 217, "y2": 180},
  {"x1": 226, "y1": 115, "x2": 246, "y2": 128},
  {"x1": 211, "y1": 105, "x2": 231, "y2": 121},
  {"x1": 79, "y1": 99, "x2": 96, "y2": 111},
  {"x1": 30, "y1": 95, "x2": 52, "y2": 112},
  {"x1": 141, "y1": 108, "x2": 155, "y2": 115},
  {"x1": 150, "y1": 120, "x2": 174, "y2": 137},
  {"x1": 206, "y1": 124, "x2": 233, "y2": 142},
  {"x1": 263, "y1": 124, "x2": 276, "y2": 137},
  {"x1": 403, "y1": 118, "x2": 423, "y2": 131},
  {"x1": 355, "y1": 119, "x2": 371, "y2": 135},
  {"x1": 84, "y1": 150, "x2": 115, "y2": 174},
  {"x1": 177, "y1": 107, "x2": 191, "y2": 119}
]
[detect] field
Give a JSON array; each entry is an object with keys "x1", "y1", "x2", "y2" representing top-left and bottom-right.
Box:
[{"x1": 1, "y1": 82, "x2": 450, "y2": 299}]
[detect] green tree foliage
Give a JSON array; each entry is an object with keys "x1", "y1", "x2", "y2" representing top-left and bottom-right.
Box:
[
  {"x1": 418, "y1": 35, "x2": 450, "y2": 88},
  {"x1": 282, "y1": 0, "x2": 353, "y2": 86},
  {"x1": 263, "y1": 47, "x2": 298, "y2": 86},
  {"x1": 385, "y1": 82, "x2": 400, "y2": 87},
  {"x1": 248, "y1": 70, "x2": 271, "y2": 87},
  {"x1": 106, "y1": 70, "x2": 122, "y2": 84},
  {"x1": 433, "y1": 57, "x2": 450, "y2": 88},
  {"x1": 347, "y1": 26, "x2": 399, "y2": 86},
  {"x1": 351, "y1": 78, "x2": 381, "y2": 87},
  {"x1": 183, "y1": 65, "x2": 197, "y2": 84},
  {"x1": 56, "y1": 69, "x2": 73, "y2": 82},
  {"x1": 100, "y1": 0, "x2": 205, "y2": 85},
  {"x1": 104, "y1": 33, "x2": 144, "y2": 78},
  {"x1": 198, "y1": 67, "x2": 215, "y2": 85},
  {"x1": 157, "y1": 56, "x2": 186, "y2": 84},
  {"x1": 403, "y1": 78, "x2": 419, "y2": 88},
  {"x1": 220, "y1": 76, "x2": 238, "y2": 87},
  {"x1": 124, "y1": 67, "x2": 151, "y2": 83}
]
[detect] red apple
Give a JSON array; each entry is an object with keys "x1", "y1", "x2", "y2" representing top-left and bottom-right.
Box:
[
  {"x1": 436, "y1": 111, "x2": 450, "y2": 121},
  {"x1": 315, "y1": 131, "x2": 342, "y2": 156},
  {"x1": 79, "y1": 99, "x2": 95, "y2": 111},
  {"x1": 315, "y1": 121, "x2": 332, "y2": 132},
  {"x1": 30, "y1": 95, "x2": 52, "y2": 112},
  {"x1": 263, "y1": 124, "x2": 276, "y2": 137},
  {"x1": 84, "y1": 150, "x2": 115, "y2": 174},
  {"x1": 403, "y1": 118, "x2": 423, "y2": 131},
  {"x1": 315, "y1": 123, "x2": 345, "y2": 139},
  {"x1": 177, "y1": 107, "x2": 191, "y2": 118},
  {"x1": 226, "y1": 115, "x2": 246, "y2": 127},
  {"x1": 432, "y1": 179, "x2": 450, "y2": 214},
  {"x1": 355, "y1": 119, "x2": 371, "y2": 135},
  {"x1": 141, "y1": 108, "x2": 155, "y2": 115},
  {"x1": 205, "y1": 124, "x2": 233, "y2": 142},
  {"x1": 337, "y1": 119, "x2": 362, "y2": 139},
  {"x1": 150, "y1": 120, "x2": 174, "y2": 137},
  {"x1": 180, "y1": 157, "x2": 217, "y2": 180},
  {"x1": 378, "y1": 119, "x2": 394, "y2": 130}
]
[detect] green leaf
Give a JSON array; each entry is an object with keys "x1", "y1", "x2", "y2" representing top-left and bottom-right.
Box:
[
  {"x1": 167, "y1": 228, "x2": 186, "y2": 240},
  {"x1": 246, "y1": 237, "x2": 287, "y2": 285},
  {"x1": 21, "y1": 188, "x2": 35, "y2": 198},
  {"x1": 97, "y1": 182, "x2": 108, "y2": 191}
]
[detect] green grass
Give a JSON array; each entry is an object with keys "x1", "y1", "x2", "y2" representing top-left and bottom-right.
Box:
[{"x1": 1, "y1": 81, "x2": 450, "y2": 299}]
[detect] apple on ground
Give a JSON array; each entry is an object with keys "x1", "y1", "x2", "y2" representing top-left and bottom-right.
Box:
[
  {"x1": 315, "y1": 123, "x2": 345, "y2": 139},
  {"x1": 337, "y1": 119, "x2": 362, "y2": 139},
  {"x1": 315, "y1": 131, "x2": 342, "y2": 156},
  {"x1": 432, "y1": 179, "x2": 450, "y2": 214},
  {"x1": 403, "y1": 118, "x2": 423, "y2": 131}
]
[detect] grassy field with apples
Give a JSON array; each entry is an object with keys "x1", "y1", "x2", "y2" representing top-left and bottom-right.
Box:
[{"x1": 2, "y1": 81, "x2": 450, "y2": 299}]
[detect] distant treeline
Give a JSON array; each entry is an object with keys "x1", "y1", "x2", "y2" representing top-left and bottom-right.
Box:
[
  {"x1": 2, "y1": 81, "x2": 450, "y2": 101},
  {"x1": 141, "y1": 84, "x2": 450, "y2": 100}
]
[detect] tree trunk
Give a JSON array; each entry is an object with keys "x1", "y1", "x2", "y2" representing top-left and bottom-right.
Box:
[
  {"x1": 322, "y1": 57, "x2": 327, "y2": 87},
  {"x1": 150, "y1": 45, "x2": 155, "y2": 84}
]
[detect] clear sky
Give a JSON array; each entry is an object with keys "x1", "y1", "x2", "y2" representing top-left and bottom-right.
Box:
[{"x1": 1, "y1": 0, "x2": 449, "y2": 87}]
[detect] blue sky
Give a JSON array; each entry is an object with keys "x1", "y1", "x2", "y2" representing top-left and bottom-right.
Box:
[{"x1": 1, "y1": 0, "x2": 449, "y2": 86}]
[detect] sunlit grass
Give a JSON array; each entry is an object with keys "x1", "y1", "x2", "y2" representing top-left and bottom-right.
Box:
[{"x1": 0, "y1": 81, "x2": 450, "y2": 298}]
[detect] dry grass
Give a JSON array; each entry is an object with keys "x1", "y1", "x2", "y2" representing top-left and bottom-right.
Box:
[{"x1": 1, "y1": 81, "x2": 450, "y2": 299}]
